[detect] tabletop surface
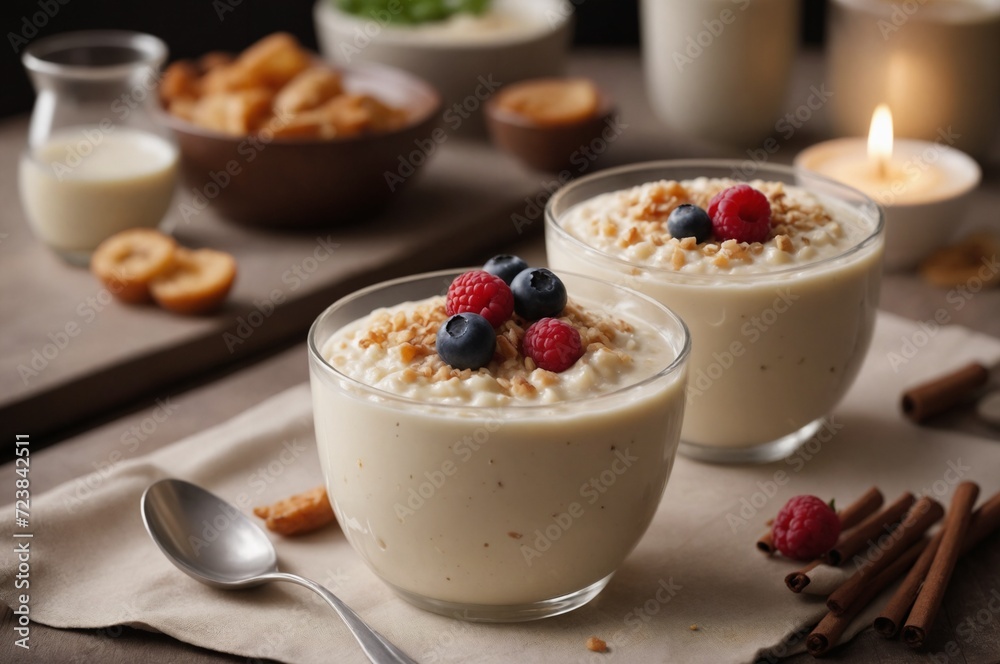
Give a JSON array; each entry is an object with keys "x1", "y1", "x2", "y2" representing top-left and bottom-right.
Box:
[
  {"x1": 0, "y1": 118, "x2": 547, "y2": 440},
  {"x1": 2, "y1": 47, "x2": 999, "y2": 664}
]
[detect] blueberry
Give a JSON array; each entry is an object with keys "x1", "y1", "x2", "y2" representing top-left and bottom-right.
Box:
[
  {"x1": 667, "y1": 204, "x2": 712, "y2": 243},
  {"x1": 436, "y1": 313, "x2": 496, "y2": 370},
  {"x1": 482, "y1": 254, "x2": 529, "y2": 285},
  {"x1": 510, "y1": 268, "x2": 567, "y2": 320}
]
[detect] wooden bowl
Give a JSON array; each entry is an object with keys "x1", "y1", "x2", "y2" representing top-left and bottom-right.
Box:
[
  {"x1": 484, "y1": 78, "x2": 614, "y2": 173},
  {"x1": 159, "y1": 61, "x2": 441, "y2": 228}
]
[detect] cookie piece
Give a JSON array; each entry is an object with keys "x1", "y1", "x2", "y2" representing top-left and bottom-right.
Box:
[
  {"x1": 149, "y1": 247, "x2": 236, "y2": 314},
  {"x1": 90, "y1": 228, "x2": 177, "y2": 303},
  {"x1": 495, "y1": 78, "x2": 600, "y2": 127},
  {"x1": 253, "y1": 486, "x2": 337, "y2": 536}
]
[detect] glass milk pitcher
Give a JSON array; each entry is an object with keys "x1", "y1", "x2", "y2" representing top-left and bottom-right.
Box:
[{"x1": 19, "y1": 31, "x2": 178, "y2": 265}]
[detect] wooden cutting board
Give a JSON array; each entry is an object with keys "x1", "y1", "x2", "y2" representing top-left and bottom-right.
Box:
[{"x1": 0, "y1": 115, "x2": 547, "y2": 440}]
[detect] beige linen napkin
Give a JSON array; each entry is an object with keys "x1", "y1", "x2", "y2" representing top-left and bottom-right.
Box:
[{"x1": 3, "y1": 311, "x2": 1000, "y2": 664}]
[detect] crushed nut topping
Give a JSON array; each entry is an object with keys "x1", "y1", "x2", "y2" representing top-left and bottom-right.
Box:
[
  {"x1": 570, "y1": 179, "x2": 840, "y2": 271},
  {"x1": 775, "y1": 234, "x2": 794, "y2": 253},
  {"x1": 332, "y1": 296, "x2": 635, "y2": 398}
]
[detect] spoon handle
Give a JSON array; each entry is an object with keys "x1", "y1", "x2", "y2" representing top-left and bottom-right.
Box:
[{"x1": 264, "y1": 572, "x2": 419, "y2": 664}]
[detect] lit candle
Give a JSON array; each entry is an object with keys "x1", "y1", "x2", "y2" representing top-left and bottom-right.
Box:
[
  {"x1": 826, "y1": 0, "x2": 1000, "y2": 157},
  {"x1": 794, "y1": 105, "x2": 981, "y2": 270},
  {"x1": 868, "y1": 103, "x2": 892, "y2": 181}
]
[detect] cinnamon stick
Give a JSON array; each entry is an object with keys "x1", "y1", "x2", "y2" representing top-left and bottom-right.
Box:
[
  {"x1": 875, "y1": 488, "x2": 1000, "y2": 639},
  {"x1": 757, "y1": 516, "x2": 779, "y2": 554},
  {"x1": 962, "y1": 489, "x2": 1000, "y2": 553},
  {"x1": 785, "y1": 559, "x2": 821, "y2": 593},
  {"x1": 873, "y1": 529, "x2": 944, "y2": 639},
  {"x1": 826, "y1": 496, "x2": 944, "y2": 615},
  {"x1": 823, "y1": 492, "x2": 915, "y2": 566},
  {"x1": 757, "y1": 531, "x2": 775, "y2": 555},
  {"x1": 901, "y1": 362, "x2": 990, "y2": 423},
  {"x1": 806, "y1": 538, "x2": 929, "y2": 656},
  {"x1": 785, "y1": 486, "x2": 884, "y2": 592},
  {"x1": 837, "y1": 486, "x2": 886, "y2": 530},
  {"x1": 902, "y1": 482, "x2": 981, "y2": 649},
  {"x1": 798, "y1": 565, "x2": 851, "y2": 597}
]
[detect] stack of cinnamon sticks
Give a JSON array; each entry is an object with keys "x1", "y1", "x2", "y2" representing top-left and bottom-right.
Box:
[{"x1": 756, "y1": 482, "x2": 1000, "y2": 657}]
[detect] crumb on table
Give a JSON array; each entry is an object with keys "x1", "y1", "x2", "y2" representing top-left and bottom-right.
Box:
[
  {"x1": 252, "y1": 485, "x2": 336, "y2": 536},
  {"x1": 586, "y1": 636, "x2": 608, "y2": 653}
]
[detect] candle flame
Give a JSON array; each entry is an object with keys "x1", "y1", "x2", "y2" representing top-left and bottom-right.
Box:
[{"x1": 867, "y1": 104, "x2": 893, "y2": 180}]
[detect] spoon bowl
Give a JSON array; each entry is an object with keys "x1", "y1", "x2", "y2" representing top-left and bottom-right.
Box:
[
  {"x1": 141, "y1": 478, "x2": 416, "y2": 664},
  {"x1": 142, "y1": 478, "x2": 277, "y2": 588}
]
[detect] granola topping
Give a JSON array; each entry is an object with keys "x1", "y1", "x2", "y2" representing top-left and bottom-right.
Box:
[
  {"x1": 560, "y1": 178, "x2": 867, "y2": 274},
  {"x1": 323, "y1": 295, "x2": 665, "y2": 406}
]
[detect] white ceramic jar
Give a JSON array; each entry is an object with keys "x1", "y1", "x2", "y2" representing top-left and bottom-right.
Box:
[{"x1": 640, "y1": 0, "x2": 800, "y2": 145}]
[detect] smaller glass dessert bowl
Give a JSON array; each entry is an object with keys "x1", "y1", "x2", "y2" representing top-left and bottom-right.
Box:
[
  {"x1": 308, "y1": 269, "x2": 690, "y2": 622},
  {"x1": 545, "y1": 160, "x2": 885, "y2": 464}
]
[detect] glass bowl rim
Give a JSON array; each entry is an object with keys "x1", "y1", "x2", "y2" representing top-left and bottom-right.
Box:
[
  {"x1": 307, "y1": 268, "x2": 691, "y2": 413},
  {"x1": 22, "y1": 30, "x2": 168, "y2": 80}
]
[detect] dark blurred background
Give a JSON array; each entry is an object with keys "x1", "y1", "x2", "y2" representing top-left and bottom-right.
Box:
[{"x1": 1, "y1": 0, "x2": 827, "y2": 118}]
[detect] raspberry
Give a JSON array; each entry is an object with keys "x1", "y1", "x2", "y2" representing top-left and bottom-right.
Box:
[
  {"x1": 446, "y1": 270, "x2": 514, "y2": 328},
  {"x1": 522, "y1": 318, "x2": 584, "y2": 373},
  {"x1": 707, "y1": 184, "x2": 772, "y2": 244},
  {"x1": 771, "y1": 495, "x2": 841, "y2": 561}
]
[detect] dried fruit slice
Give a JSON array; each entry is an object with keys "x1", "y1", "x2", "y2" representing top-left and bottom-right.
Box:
[
  {"x1": 495, "y1": 78, "x2": 600, "y2": 127},
  {"x1": 90, "y1": 228, "x2": 177, "y2": 303},
  {"x1": 149, "y1": 247, "x2": 236, "y2": 314}
]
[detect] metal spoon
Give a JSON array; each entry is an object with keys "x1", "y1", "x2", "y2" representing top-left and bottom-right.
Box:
[{"x1": 141, "y1": 478, "x2": 417, "y2": 664}]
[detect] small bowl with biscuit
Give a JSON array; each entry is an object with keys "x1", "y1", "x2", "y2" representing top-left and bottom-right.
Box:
[
  {"x1": 484, "y1": 77, "x2": 614, "y2": 173},
  {"x1": 158, "y1": 33, "x2": 441, "y2": 228}
]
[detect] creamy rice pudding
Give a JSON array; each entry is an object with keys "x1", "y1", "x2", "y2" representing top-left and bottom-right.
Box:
[
  {"x1": 322, "y1": 295, "x2": 657, "y2": 406},
  {"x1": 546, "y1": 163, "x2": 884, "y2": 463},
  {"x1": 560, "y1": 177, "x2": 869, "y2": 274},
  {"x1": 308, "y1": 270, "x2": 689, "y2": 620}
]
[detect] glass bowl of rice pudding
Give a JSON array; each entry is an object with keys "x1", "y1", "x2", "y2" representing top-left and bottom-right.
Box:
[
  {"x1": 546, "y1": 161, "x2": 884, "y2": 464},
  {"x1": 308, "y1": 269, "x2": 689, "y2": 621}
]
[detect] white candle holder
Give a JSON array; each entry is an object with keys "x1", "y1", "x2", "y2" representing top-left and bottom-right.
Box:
[{"x1": 795, "y1": 138, "x2": 981, "y2": 271}]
